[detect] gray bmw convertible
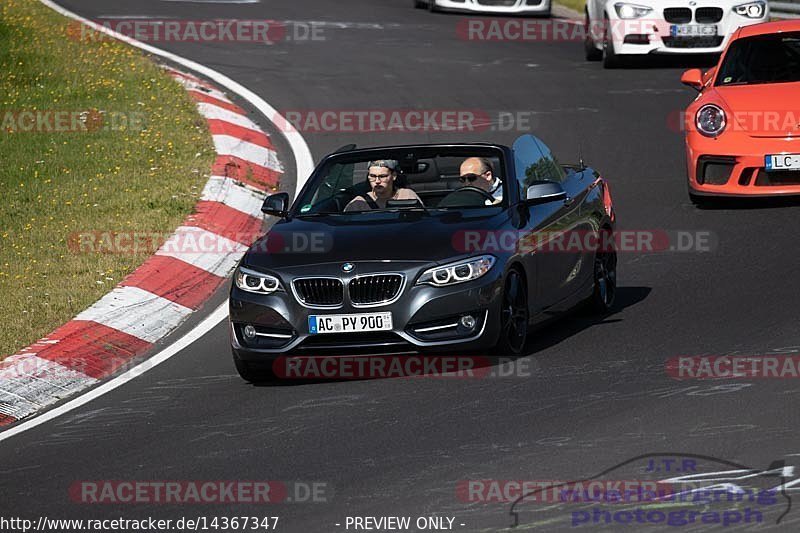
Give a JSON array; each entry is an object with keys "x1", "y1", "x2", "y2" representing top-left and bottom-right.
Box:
[{"x1": 229, "y1": 134, "x2": 617, "y2": 381}]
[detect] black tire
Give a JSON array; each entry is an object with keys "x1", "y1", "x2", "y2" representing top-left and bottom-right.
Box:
[
  {"x1": 602, "y1": 16, "x2": 623, "y2": 69},
  {"x1": 234, "y1": 357, "x2": 275, "y2": 383},
  {"x1": 688, "y1": 189, "x2": 715, "y2": 208},
  {"x1": 587, "y1": 235, "x2": 617, "y2": 313},
  {"x1": 413, "y1": 0, "x2": 426, "y2": 8},
  {"x1": 585, "y1": 10, "x2": 602, "y2": 61},
  {"x1": 495, "y1": 269, "x2": 529, "y2": 356}
]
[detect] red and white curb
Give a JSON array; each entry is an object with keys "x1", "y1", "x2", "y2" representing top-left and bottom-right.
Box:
[{"x1": 0, "y1": 68, "x2": 281, "y2": 427}]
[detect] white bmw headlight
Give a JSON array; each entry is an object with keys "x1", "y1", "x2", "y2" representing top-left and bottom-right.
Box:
[
  {"x1": 733, "y1": 1, "x2": 765, "y2": 18},
  {"x1": 614, "y1": 2, "x2": 653, "y2": 18},
  {"x1": 235, "y1": 267, "x2": 281, "y2": 294},
  {"x1": 417, "y1": 255, "x2": 496, "y2": 287},
  {"x1": 695, "y1": 104, "x2": 727, "y2": 137}
]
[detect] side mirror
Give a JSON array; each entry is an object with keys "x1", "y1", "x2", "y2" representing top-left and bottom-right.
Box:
[
  {"x1": 525, "y1": 181, "x2": 567, "y2": 205},
  {"x1": 261, "y1": 192, "x2": 290, "y2": 217},
  {"x1": 681, "y1": 68, "x2": 704, "y2": 91}
]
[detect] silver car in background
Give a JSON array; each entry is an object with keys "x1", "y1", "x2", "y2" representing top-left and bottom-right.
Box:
[{"x1": 415, "y1": 0, "x2": 552, "y2": 17}]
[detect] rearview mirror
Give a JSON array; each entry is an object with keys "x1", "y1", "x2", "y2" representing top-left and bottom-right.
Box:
[
  {"x1": 525, "y1": 181, "x2": 567, "y2": 205},
  {"x1": 261, "y1": 192, "x2": 290, "y2": 217},
  {"x1": 681, "y1": 68, "x2": 704, "y2": 91}
]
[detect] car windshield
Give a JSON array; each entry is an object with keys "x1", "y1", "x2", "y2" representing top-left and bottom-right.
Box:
[
  {"x1": 293, "y1": 149, "x2": 506, "y2": 216},
  {"x1": 716, "y1": 32, "x2": 800, "y2": 86}
]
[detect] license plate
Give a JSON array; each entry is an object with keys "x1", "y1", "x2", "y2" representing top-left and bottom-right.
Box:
[
  {"x1": 670, "y1": 24, "x2": 717, "y2": 37},
  {"x1": 766, "y1": 154, "x2": 800, "y2": 172},
  {"x1": 308, "y1": 312, "x2": 393, "y2": 334}
]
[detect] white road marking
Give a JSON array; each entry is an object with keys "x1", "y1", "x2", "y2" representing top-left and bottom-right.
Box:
[
  {"x1": 200, "y1": 176, "x2": 267, "y2": 218},
  {"x1": 0, "y1": 357, "x2": 99, "y2": 421},
  {"x1": 213, "y1": 134, "x2": 284, "y2": 172},
  {"x1": 171, "y1": 76, "x2": 233, "y2": 103},
  {"x1": 197, "y1": 102, "x2": 262, "y2": 131},
  {"x1": 76, "y1": 287, "x2": 193, "y2": 343},
  {"x1": 0, "y1": 304, "x2": 228, "y2": 444},
  {"x1": 156, "y1": 226, "x2": 249, "y2": 276}
]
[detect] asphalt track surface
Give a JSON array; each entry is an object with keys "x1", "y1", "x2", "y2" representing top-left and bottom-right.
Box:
[{"x1": 3, "y1": 1, "x2": 800, "y2": 532}]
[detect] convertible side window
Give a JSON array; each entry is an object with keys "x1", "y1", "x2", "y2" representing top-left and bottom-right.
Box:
[{"x1": 512, "y1": 134, "x2": 567, "y2": 198}]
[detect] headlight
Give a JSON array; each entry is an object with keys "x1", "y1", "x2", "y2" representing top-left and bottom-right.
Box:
[
  {"x1": 733, "y1": 1, "x2": 765, "y2": 18},
  {"x1": 614, "y1": 2, "x2": 653, "y2": 18},
  {"x1": 695, "y1": 104, "x2": 726, "y2": 137},
  {"x1": 234, "y1": 267, "x2": 281, "y2": 294},
  {"x1": 417, "y1": 256, "x2": 496, "y2": 287}
]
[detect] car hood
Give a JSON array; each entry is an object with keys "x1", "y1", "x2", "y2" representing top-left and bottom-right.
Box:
[
  {"x1": 715, "y1": 83, "x2": 800, "y2": 138},
  {"x1": 242, "y1": 209, "x2": 512, "y2": 270}
]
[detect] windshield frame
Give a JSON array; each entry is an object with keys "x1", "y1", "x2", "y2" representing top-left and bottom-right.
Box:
[{"x1": 289, "y1": 144, "x2": 512, "y2": 217}]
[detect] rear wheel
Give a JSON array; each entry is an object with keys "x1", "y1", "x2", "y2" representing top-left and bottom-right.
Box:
[
  {"x1": 585, "y1": 10, "x2": 602, "y2": 61},
  {"x1": 413, "y1": 0, "x2": 426, "y2": 7},
  {"x1": 588, "y1": 238, "x2": 617, "y2": 313},
  {"x1": 495, "y1": 269, "x2": 529, "y2": 356}
]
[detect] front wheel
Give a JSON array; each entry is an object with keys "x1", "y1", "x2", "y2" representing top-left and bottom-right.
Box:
[
  {"x1": 495, "y1": 269, "x2": 529, "y2": 356},
  {"x1": 602, "y1": 16, "x2": 623, "y2": 69},
  {"x1": 234, "y1": 356, "x2": 275, "y2": 383},
  {"x1": 585, "y1": 11, "x2": 602, "y2": 61},
  {"x1": 689, "y1": 188, "x2": 715, "y2": 208}
]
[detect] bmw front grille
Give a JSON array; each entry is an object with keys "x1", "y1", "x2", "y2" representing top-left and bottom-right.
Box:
[{"x1": 349, "y1": 274, "x2": 404, "y2": 307}]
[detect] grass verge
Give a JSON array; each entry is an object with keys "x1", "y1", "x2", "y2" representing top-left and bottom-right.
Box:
[{"x1": 0, "y1": 0, "x2": 215, "y2": 359}]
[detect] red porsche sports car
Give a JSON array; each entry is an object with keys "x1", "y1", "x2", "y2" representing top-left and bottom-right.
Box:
[{"x1": 681, "y1": 20, "x2": 800, "y2": 202}]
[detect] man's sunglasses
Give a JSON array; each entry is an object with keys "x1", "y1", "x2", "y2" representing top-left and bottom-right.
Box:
[{"x1": 459, "y1": 172, "x2": 484, "y2": 183}]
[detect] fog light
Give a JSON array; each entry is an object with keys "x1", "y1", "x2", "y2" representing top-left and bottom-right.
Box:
[
  {"x1": 460, "y1": 315, "x2": 477, "y2": 330},
  {"x1": 243, "y1": 325, "x2": 257, "y2": 340}
]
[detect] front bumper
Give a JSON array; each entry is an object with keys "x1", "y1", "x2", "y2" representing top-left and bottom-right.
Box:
[
  {"x1": 687, "y1": 132, "x2": 800, "y2": 196},
  {"x1": 433, "y1": 0, "x2": 551, "y2": 14},
  {"x1": 605, "y1": 11, "x2": 765, "y2": 56},
  {"x1": 230, "y1": 261, "x2": 505, "y2": 362}
]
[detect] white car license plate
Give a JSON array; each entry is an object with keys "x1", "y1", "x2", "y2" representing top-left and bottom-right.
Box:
[
  {"x1": 766, "y1": 154, "x2": 800, "y2": 172},
  {"x1": 308, "y1": 312, "x2": 392, "y2": 334},
  {"x1": 670, "y1": 24, "x2": 717, "y2": 37}
]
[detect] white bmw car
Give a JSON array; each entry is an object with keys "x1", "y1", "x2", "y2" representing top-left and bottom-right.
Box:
[
  {"x1": 414, "y1": 0, "x2": 552, "y2": 16},
  {"x1": 584, "y1": 0, "x2": 768, "y2": 67}
]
